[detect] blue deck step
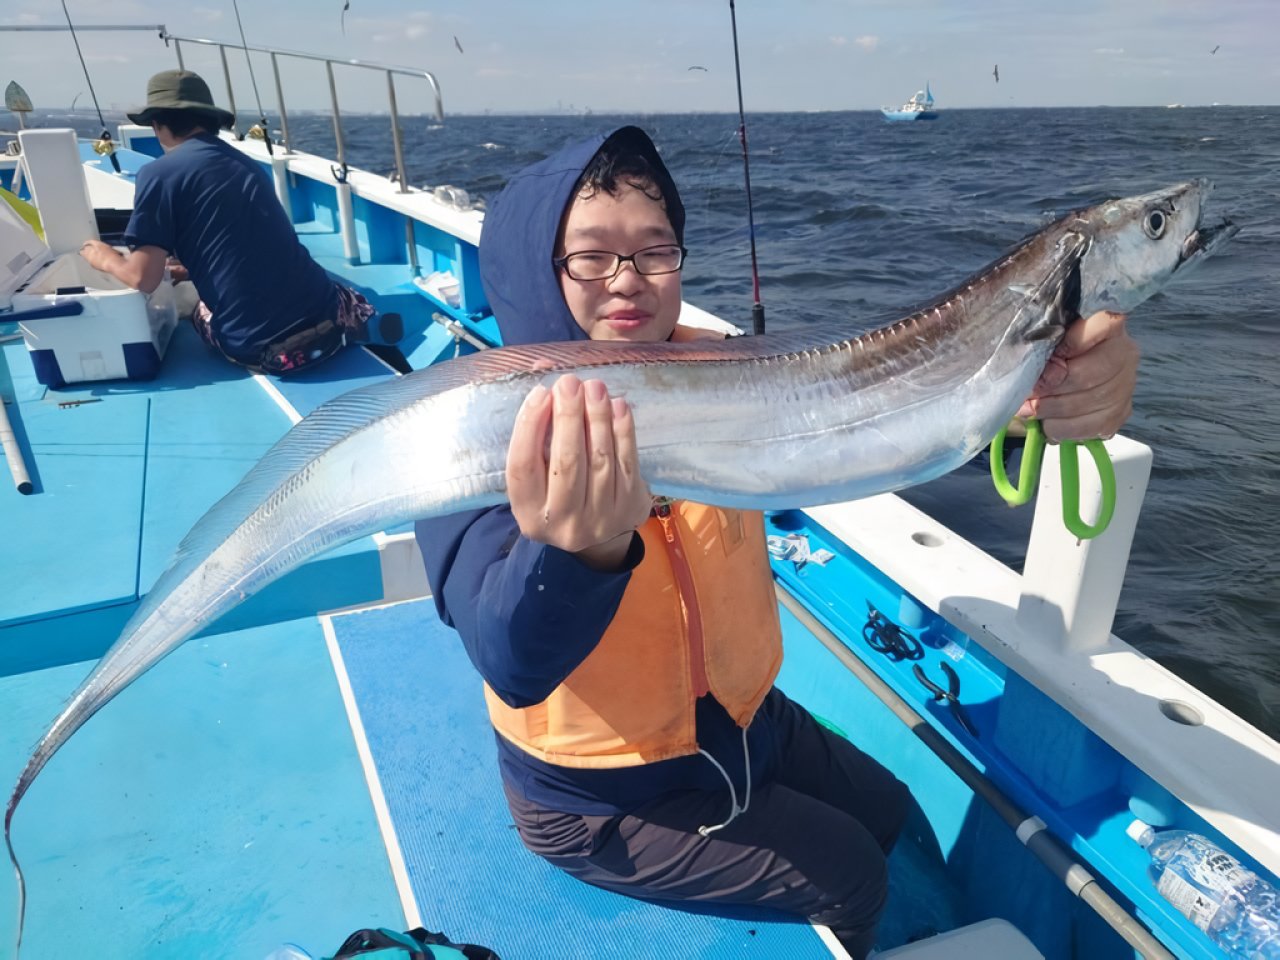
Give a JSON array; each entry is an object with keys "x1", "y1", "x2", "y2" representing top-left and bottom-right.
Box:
[{"x1": 0, "y1": 323, "x2": 397, "y2": 676}]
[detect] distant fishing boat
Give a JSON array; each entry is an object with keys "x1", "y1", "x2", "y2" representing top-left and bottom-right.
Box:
[{"x1": 881, "y1": 82, "x2": 938, "y2": 121}]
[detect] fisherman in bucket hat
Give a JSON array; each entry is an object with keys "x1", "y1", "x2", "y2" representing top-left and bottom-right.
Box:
[{"x1": 81, "y1": 70, "x2": 401, "y2": 376}]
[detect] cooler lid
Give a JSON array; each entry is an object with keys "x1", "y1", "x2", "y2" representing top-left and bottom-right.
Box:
[{"x1": 0, "y1": 194, "x2": 51, "y2": 309}]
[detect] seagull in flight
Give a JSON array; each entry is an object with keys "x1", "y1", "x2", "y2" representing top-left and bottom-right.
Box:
[
  {"x1": 454, "y1": 35, "x2": 464, "y2": 53},
  {"x1": 993, "y1": 64, "x2": 1000, "y2": 83},
  {"x1": 688, "y1": 65, "x2": 708, "y2": 72},
  {"x1": 1210, "y1": 45, "x2": 1220, "y2": 55}
]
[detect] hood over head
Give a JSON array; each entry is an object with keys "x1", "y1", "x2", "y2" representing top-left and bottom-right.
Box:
[
  {"x1": 418, "y1": 126, "x2": 685, "y2": 629},
  {"x1": 478, "y1": 125, "x2": 684, "y2": 347}
]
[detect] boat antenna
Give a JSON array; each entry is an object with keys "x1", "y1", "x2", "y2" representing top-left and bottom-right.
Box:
[
  {"x1": 728, "y1": 0, "x2": 765, "y2": 335},
  {"x1": 58, "y1": 0, "x2": 122, "y2": 173},
  {"x1": 230, "y1": 0, "x2": 274, "y2": 155}
]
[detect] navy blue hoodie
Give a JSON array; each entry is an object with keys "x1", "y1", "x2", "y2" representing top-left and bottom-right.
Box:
[{"x1": 414, "y1": 127, "x2": 777, "y2": 815}]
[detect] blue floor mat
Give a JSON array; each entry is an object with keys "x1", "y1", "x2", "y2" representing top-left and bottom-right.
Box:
[{"x1": 330, "y1": 598, "x2": 836, "y2": 960}]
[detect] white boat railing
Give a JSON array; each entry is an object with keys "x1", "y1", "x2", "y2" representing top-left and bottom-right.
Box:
[
  {"x1": 0, "y1": 23, "x2": 443, "y2": 200},
  {"x1": 161, "y1": 30, "x2": 442, "y2": 192}
]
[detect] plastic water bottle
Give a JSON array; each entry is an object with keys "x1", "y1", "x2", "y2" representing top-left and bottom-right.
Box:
[
  {"x1": 262, "y1": 945, "x2": 312, "y2": 960},
  {"x1": 1128, "y1": 819, "x2": 1280, "y2": 957}
]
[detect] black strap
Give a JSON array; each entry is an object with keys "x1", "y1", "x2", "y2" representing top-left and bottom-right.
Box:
[
  {"x1": 408, "y1": 929, "x2": 502, "y2": 960},
  {"x1": 332, "y1": 927, "x2": 501, "y2": 960},
  {"x1": 332, "y1": 928, "x2": 426, "y2": 960}
]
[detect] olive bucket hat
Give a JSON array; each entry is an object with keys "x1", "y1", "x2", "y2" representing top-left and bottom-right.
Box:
[{"x1": 127, "y1": 70, "x2": 234, "y2": 128}]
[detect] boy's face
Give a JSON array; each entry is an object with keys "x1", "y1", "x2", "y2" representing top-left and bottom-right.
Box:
[{"x1": 556, "y1": 182, "x2": 682, "y2": 343}]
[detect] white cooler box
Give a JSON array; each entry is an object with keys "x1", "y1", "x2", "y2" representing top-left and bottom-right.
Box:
[{"x1": 0, "y1": 198, "x2": 178, "y2": 388}]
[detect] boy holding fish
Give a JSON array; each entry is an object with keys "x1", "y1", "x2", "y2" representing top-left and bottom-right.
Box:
[{"x1": 416, "y1": 126, "x2": 1138, "y2": 956}]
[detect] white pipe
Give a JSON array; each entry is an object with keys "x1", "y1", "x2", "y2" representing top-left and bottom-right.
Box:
[
  {"x1": 336, "y1": 181, "x2": 359, "y2": 263},
  {"x1": 0, "y1": 397, "x2": 33, "y2": 495},
  {"x1": 270, "y1": 156, "x2": 293, "y2": 223}
]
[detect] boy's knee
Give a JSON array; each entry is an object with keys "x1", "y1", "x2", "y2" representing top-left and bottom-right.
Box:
[{"x1": 809, "y1": 849, "x2": 889, "y2": 956}]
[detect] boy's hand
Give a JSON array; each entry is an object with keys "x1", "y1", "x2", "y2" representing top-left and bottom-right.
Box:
[
  {"x1": 1017, "y1": 310, "x2": 1139, "y2": 441},
  {"x1": 507, "y1": 375, "x2": 652, "y2": 569}
]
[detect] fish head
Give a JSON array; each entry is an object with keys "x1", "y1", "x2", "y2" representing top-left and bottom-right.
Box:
[{"x1": 1077, "y1": 179, "x2": 1238, "y2": 314}]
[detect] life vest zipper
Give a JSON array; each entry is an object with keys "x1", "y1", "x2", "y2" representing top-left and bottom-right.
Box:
[{"x1": 655, "y1": 501, "x2": 709, "y2": 698}]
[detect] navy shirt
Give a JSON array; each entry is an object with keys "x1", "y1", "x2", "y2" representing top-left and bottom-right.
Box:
[{"x1": 124, "y1": 132, "x2": 335, "y2": 361}]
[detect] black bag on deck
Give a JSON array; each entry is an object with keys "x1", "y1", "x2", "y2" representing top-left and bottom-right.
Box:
[{"x1": 322, "y1": 926, "x2": 500, "y2": 960}]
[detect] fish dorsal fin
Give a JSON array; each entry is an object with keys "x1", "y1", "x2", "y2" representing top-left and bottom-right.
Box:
[
  {"x1": 167, "y1": 328, "x2": 855, "y2": 569},
  {"x1": 440, "y1": 327, "x2": 867, "y2": 379}
]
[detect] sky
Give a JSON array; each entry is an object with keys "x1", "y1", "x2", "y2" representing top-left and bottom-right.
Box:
[{"x1": 2, "y1": 0, "x2": 1275, "y2": 117}]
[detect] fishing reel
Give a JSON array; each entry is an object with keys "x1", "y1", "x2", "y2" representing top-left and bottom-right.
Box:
[{"x1": 91, "y1": 130, "x2": 117, "y2": 157}]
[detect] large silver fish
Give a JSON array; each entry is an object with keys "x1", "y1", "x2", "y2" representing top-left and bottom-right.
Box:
[{"x1": 5, "y1": 180, "x2": 1236, "y2": 947}]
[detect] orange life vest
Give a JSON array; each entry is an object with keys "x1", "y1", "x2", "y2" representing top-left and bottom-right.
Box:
[{"x1": 485, "y1": 501, "x2": 783, "y2": 768}]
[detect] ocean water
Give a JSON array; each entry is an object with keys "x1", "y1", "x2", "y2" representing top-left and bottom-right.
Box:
[{"x1": 25, "y1": 107, "x2": 1280, "y2": 739}]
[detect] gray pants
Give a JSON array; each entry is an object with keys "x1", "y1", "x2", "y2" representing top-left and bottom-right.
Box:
[{"x1": 505, "y1": 692, "x2": 910, "y2": 959}]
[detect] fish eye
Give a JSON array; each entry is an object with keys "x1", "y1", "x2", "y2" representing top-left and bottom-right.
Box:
[{"x1": 1143, "y1": 209, "x2": 1168, "y2": 239}]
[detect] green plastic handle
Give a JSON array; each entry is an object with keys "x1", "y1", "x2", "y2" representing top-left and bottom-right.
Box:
[
  {"x1": 991, "y1": 419, "x2": 1045, "y2": 507},
  {"x1": 1060, "y1": 438, "x2": 1116, "y2": 540},
  {"x1": 990, "y1": 421, "x2": 1117, "y2": 540}
]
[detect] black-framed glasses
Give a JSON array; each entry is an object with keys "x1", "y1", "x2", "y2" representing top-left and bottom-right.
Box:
[{"x1": 553, "y1": 244, "x2": 687, "y2": 281}]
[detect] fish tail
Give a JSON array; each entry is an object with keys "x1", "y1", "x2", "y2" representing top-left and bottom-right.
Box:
[{"x1": 5, "y1": 790, "x2": 28, "y2": 957}]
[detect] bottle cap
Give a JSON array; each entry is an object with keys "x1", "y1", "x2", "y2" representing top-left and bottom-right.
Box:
[{"x1": 1125, "y1": 819, "x2": 1152, "y2": 845}]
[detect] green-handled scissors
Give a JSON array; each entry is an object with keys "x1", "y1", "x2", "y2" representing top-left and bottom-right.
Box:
[{"x1": 990, "y1": 420, "x2": 1116, "y2": 540}]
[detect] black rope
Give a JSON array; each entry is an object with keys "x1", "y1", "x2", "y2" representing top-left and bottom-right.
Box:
[
  {"x1": 59, "y1": 0, "x2": 121, "y2": 173},
  {"x1": 862, "y1": 604, "x2": 924, "y2": 662},
  {"x1": 231, "y1": 0, "x2": 274, "y2": 155},
  {"x1": 727, "y1": 0, "x2": 765, "y2": 335}
]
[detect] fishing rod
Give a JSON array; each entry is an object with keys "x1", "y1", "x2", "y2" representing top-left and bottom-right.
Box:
[
  {"x1": 59, "y1": 0, "x2": 122, "y2": 173},
  {"x1": 727, "y1": 0, "x2": 765, "y2": 335},
  {"x1": 230, "y1": 0, "x2": 274, "y2": 155}
]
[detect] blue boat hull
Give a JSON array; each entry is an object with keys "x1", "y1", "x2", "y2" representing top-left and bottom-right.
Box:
[{"x1": 881, "y1": 109, "x2": 938, "y2": 121}]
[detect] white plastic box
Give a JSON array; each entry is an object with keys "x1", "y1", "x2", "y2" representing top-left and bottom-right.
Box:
[{"x1": 0, "y1": 198, "x2": 177, "y2": 388}]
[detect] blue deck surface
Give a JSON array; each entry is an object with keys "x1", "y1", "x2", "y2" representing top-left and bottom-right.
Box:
[
  {"x1": 331, "y1": 598, "x2": 838, "y2": 960},
  {"x1": 0, "y1": 614, "x2": 404, "y2": 959}
]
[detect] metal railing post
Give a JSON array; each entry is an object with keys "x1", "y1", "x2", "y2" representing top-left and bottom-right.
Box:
[
  {"x1": 218, "y1": 44, "x2": 239, "y2": 136},
  {"x1": 385, "y1": 70, "x2": 419, "y2": 273},
  {"x1": 386, "y1": 71, "x2": 409, "y2": 194},
  {"x1": 270, "y1": 52, "x2": 291, "y2": 153},
  {"x1": 325, "y1": 61, "x2": 346, "y2": 170},
  {"x1": 173, "y1": 38, "x2": 185, "y2": 71}
]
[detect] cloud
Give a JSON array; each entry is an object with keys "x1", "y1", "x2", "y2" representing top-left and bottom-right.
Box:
[
  {"x1": 855, "y1": 35, "x2": 880, "y2": 51},
  {"x1": 1094, "y1": 47, "x2": 1125, "y2": 55},
  {"x1": 406, "y1": 24, "x2": 428, "y2": 40},
  {"x1": 831, "y1": 36, "x2": 848, "y2": 46}
]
